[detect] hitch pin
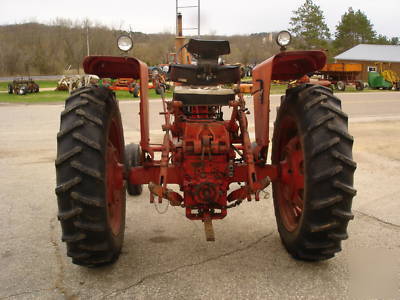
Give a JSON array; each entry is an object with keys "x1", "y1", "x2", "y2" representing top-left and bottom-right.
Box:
[{"x1": 203, "y1": 215, "x2": 215, "y2": 242}]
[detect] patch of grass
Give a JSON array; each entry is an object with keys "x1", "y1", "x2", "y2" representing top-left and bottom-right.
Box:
[
  {"x1": 0, "y1": 90, "x2": 68, "y2": 103},
  {"x1": 0, "y1": 83, "x2": 394, "y2": 104},
  {"x1": 270, "y1": 84, "x2": 287, "y2": 95},
  {"x1": 270, "y1": 83, "x2": 393, "y2": 94},
  {"x1": 0, "y1": 80, "x2": 58, "y2": 91},
  {"x1": 0, "y1": 88, "x2": 172, "y2": 103},
  {"x1": 333, "y1": 85, "x2": 384, "y2": 93},
  {"x1": 35, "y1": 80, "x2": 58, "y2": 89}
]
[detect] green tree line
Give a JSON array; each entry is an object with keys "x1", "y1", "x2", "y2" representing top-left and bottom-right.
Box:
[
  {"x1": 0, "y1": 19, "x2": 176, "y2": 76},
  {"x1": 0, "y1": 1, "x2": 398, "y2": 76},
  {"x1": 290, "y1": 0, "x2": 399, "y2": 57},
  {"x1": 0, "y1": 19, "x2": 280, "y2": 76}
]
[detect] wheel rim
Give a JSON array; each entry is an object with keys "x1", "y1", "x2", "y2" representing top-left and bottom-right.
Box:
[
  {"x1": 337, "y1": 81, "x2": 345, "y2": 90},
  {"x1": 276, "y1": 116, "x2": 305, "y2": 232},
  {"x1": 106, "y1": 118, "x2": 124, "y2": 236}
]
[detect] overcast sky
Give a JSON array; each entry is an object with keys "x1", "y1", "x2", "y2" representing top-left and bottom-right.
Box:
[{"x1": 1, "y1": 0, "x2": 398, "y2": 38}]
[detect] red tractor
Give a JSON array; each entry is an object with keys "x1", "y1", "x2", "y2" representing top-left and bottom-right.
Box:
[{"x1": 55, "y1": 31, "x2": 356, "y2": 267}]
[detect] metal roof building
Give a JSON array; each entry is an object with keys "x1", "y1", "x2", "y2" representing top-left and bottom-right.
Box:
[
  {"x1": 335, "y1": 44, "x2": 400, "y2": 63},
  {"x1": 334, "y1": 44, "x2": 400, "y2": 81}
]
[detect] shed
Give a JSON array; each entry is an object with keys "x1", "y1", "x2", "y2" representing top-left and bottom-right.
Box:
[{"x1": 334, "y1": 44, "x2": 400, "y2": 81}]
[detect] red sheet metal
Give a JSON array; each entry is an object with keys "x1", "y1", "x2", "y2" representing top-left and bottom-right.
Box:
[
  {"x1": 251, "y1": 50, "x2": 326, "y2": 155},
  {"x1": 83, "y1": 55, "x2": 150, "y2": 152},
  {"x1": 269, "y1": 50, "x2": 326, "y2": 81},
  {"x1": 138, "y1": 61, "x2": 150, "y2": 152},
  {"x1": 83, "y1": 56, "x2": 142, "y2": 79}
]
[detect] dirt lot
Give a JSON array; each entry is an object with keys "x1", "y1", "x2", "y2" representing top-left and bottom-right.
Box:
[
  {"x1": 352, "y1": 121, "x2": 400, "y2": 161},
  {"x1": 0, "y1": 92, "x2": 399, "y2": 299}
]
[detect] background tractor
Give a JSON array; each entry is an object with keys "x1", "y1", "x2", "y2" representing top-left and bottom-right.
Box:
[
  {"x1": 8, "y1": 77, "x2": 39, "y2": 95},
  {"x1": 55, "y1": 31, "x2": 356, "y2": 267}
]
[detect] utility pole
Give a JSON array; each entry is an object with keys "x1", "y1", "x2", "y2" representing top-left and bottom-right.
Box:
[
  {"x1": 86, "y1": 22, "x2": 90, "y2": 56},
  {"x1": 176, "y1": 0, "x2": 200, "y2": 37},
  {"x1": 198, "y1": 0, "x2": 200, "y2": 38}
]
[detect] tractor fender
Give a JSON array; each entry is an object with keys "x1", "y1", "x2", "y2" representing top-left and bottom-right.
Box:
[
  {"x1": 83, "y1": 56, "x2": 150, "y2": 152},
  {"x1": 251, "y1": 50, "x2": 326, "y2": 158},
  {"x1": 83, "y1": 56, "x2": 147, "y2": 79}
]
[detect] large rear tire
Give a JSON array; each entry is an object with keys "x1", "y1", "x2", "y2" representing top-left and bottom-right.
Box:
[
  {"x1": 55, "y1": 86, "x2": 126, "y2": 267},
  {"x1": 125, "y1": 143, "x2": 143, "y2": 195},
  {"x1": 133, "y1": 84, "x2": 139, "y2": 98},
  {"x1": 272, "y1": 85, "x2": 356, "y2": 261}
]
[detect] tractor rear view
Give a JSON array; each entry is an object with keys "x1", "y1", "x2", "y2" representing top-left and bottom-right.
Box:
[{"x1": 55, "y1": 31, "x2": 356, "y2": 267}]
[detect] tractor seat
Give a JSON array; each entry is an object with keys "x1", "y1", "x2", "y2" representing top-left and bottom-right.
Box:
[
  {"x1": 173, "y1": 86, "x2": 235, "y2": 106},
  {"x1": 187, "y1": 39, "x2": 231, "y2": 59},
  {"x1": 169, "y1": 64, "x2": 240, "y2": 86},
  {"x1": 169, "y1": 38, "x2": 241, "y2": 86}
]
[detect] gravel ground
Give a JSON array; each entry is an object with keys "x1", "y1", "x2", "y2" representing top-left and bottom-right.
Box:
[{"x1": 0, "y1": 92, "x2": 399, "y2": 299}]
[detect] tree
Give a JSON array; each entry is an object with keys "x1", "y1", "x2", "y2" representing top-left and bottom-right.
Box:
[
  {"x1": 289, "y1": 0, "x2": 331, "y2": 49},
  {"x1": 334, "y1": 7, "x2": 376, "y2": 52},
  {"x1": 373, "y1": 34, "x2": 400, "y2": 45},
  {"x1": 390, "y1": 37, "x2": 400, "y2": 45}
]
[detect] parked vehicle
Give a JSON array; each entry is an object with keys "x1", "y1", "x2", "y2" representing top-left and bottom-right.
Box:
[
  {"x1": 8, "y1": 78, "x2": 39, "y2": 95},
  {"x1": 55, "y1": 31, "x2": 356, "y2": 267},
  {"x1": 368, "y1": 64, "x2": 400, "y2": 90},
  {"x1": 368, "y1": 72, "x2": 393, "y2": 90},
  {"x1": 319, "y1": 63, "x2": 364, "y2": 91}
]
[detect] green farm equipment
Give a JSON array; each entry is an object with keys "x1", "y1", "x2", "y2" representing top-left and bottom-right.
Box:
[
  {"x1": 368, "y1": 72, "x2": 393, "y2": 90},
  {"x1": 369, "y1": 63, "x2": 400, "y2": 90}
]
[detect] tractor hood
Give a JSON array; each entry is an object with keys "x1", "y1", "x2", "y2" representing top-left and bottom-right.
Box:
[
  {"x1": 251, "y1": 50, "x2": 326, "y2": 152},
  {"x1": 83, "y1": 56, "x2": 147, "y2": 80},
  {"x1": 266, "y1": 50, "x2": 326, "y2": 81},
  {"x1": 83, "y1": 55, "x2": 150, "y2": 152}
]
